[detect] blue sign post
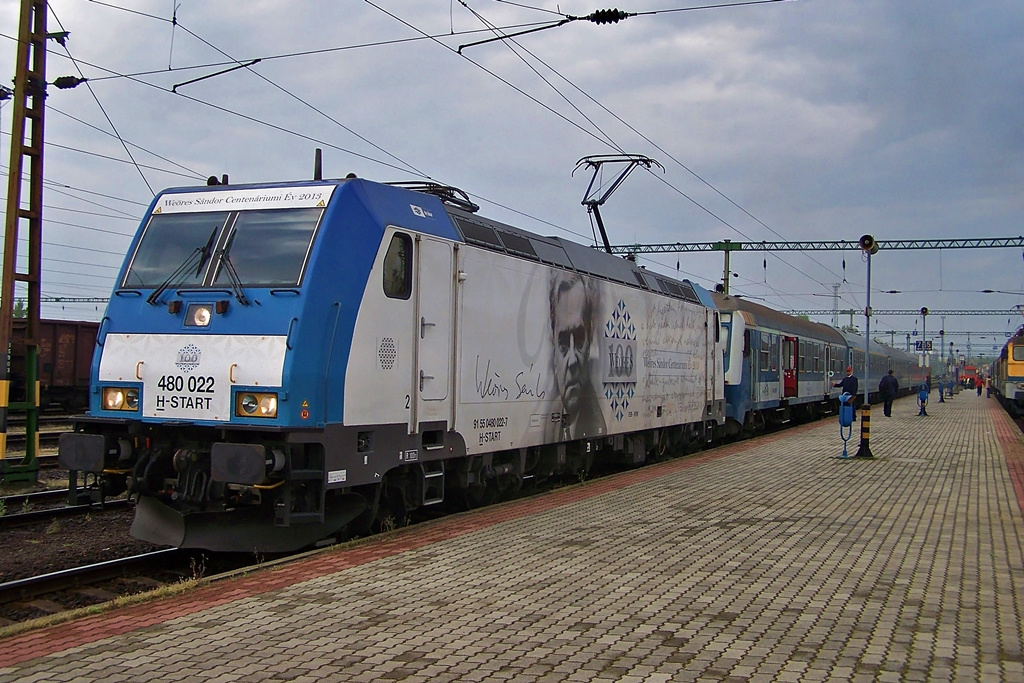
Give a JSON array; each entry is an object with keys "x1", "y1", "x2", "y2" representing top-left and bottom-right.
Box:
[{"x1": 838, "y1": 392, "x2": 854, "y2": 459}]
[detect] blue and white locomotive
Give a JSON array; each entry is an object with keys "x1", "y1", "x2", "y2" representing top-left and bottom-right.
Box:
[{"x1": 59, "y1": 177, "x2": 726, "y2": 552}]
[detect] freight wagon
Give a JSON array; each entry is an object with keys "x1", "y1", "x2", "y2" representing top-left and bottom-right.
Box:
[{"x1": 9, "y1": 318, "x2": 98, "y2": 411}]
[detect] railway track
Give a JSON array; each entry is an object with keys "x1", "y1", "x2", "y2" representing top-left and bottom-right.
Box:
[
  {"x1": 0, "y1": 497, "x2": 132, "y2": 531},
  {"x1": 0, "y1": 549, "x2": 184, "y2": 605},
  {"x1": 3, "y1": 411, "x2": 76, "y2": 463},
  {"x1": 0, "y1": 549, "x2": 198, "y2": 627},
  {"x1": 0, "y1": 547, "x2": 268, "y2": 628}
]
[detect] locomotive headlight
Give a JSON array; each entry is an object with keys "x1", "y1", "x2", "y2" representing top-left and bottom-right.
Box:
[
  {"x1": 103, "y1": 387, "x2": 124, "y2": 410},
  {"x1": 125, "y1": 388, "x2": 140, "y2": 410},
  {"x1": 102, "y1": 386, "x2": 140, "y2": 412},
  {"x1": 236, "y1": 392, "x2": 278, "y2": 418},
  {"x1": 185, "y1": 303, "x2": 213, "y2": 327}
]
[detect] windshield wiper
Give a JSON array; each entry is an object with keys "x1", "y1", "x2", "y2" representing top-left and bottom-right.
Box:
[
  {"x1": 146, "y1": 227, "x2": 219, "y2": 305},
  {"x1": 217, "y1": 249, "x2": 250, "y2": 306}
]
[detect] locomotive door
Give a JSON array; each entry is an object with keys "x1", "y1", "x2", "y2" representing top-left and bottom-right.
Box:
[
  {"x1": 783, "y1": 336, "x2": 797, "y2": 397},
  {"x1": 413, "y1": 237, "x2": 453, "y2": 413}
]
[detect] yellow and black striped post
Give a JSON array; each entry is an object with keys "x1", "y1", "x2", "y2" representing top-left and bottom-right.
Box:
[
  {"x1": 0, "y1": 366, "x2": 7, "y2": 458},
  {"x1": 855, "y1": 404, "x2": 874, "y2": 458},
  {"x1": 0, "y1": 0, "x2": 48, "y2": 483}
]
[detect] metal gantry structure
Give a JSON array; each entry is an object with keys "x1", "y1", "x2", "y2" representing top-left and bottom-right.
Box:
[
  {"x1": 609, "y1": 236, "x2": 1024, "y2": 255},
  {"x1": 608, "y1": 237, "x2": 1024, "y2": 296},
  {"x1": 785, "y1": 309, "x2": 1018, "y2": 317}
]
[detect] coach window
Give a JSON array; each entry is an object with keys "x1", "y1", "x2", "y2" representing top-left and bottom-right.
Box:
[{"x1": 383, "y1": 233, "x2": 412, "y2": 299}]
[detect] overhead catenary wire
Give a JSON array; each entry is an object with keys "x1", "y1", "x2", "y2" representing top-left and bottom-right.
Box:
[
  {"x1": 49, "y1": 8, "x2": 154, "y2": 195},
  {"x1": 451, "y1": 2, "x2": 845, "y2": 292},
  {"x1": 41, "y1": 0, "x2": 811, "y2": 290},
  {"x1": 48, "y1": 105, "x2": 207, "y2": 179},
  {"x1": 443, "y1": 0, "x2": 835, "y2": 310}
]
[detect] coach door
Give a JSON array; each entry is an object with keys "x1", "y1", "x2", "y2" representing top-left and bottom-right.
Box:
[
  {"x1": 783, "y1": 336, "x2": 797, "y2": 397},
  {"x1": 412, "y1": 236, "x2": 453, "y2": 427},
  {"x1": 825, "y1": 344, "x2": 831, "y2": 391}
]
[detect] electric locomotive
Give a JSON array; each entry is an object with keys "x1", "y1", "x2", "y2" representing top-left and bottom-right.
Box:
[
  {"x1": 59, "y1": 177, "x2": 725, "y2": 552},
  {"x1": 990, "y1": 329, "x2": 1024, "y2": 415}
]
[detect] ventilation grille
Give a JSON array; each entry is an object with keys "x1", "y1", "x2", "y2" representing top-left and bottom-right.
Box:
[{"x1": 379, "y1": 338, "x2": 397, "y2": 370}]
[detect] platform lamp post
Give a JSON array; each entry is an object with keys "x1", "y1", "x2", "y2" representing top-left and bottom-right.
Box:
[
  {"x1": 921, "y1": 308, "x2": 929, "y2": 370},
  {"x1": 939, "y1": 328, "x2": 945, "y2": 376},
  {"x1": 857, "y1": 235, "x2": 877, "y2": 458}
]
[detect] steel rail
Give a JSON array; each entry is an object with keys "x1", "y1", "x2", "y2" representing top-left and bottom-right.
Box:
[
  {"x1": 0, "y1": 548, "x2": 183, "y2": 605},
  {"x1": 0, "y1": 498, "x2": 131, "y2": 531}
]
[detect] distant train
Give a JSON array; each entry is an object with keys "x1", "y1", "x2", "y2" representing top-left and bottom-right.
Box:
[
  {"x1": 989, "y1": 330, "x2": 1024, "y2": 414},
  {"x1": 9, "y1": 318, "x2": 98, "y2": 412},
  {"x1": 960, "y1": 364, "x2": 978, "y2": 388},
  {"x1": 59, "y1": 176, "x2": 923, "y2": 553}
]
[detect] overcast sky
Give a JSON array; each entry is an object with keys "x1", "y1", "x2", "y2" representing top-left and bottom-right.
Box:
[{"x1": 1, "y1": 0, "x2": 1022, "y2": 359}]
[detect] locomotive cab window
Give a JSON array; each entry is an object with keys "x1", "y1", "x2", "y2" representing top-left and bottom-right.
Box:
[
  {"x1": 212, "y1": 208, "x2": 323, "y2": 287},
  {"x1": 383, "y1": 233, "x2": 412, "y2": 300},
  {"x1": 123, "y1": 212, "x2": 231, "y2": 288},
  {"x1": 1013, "y1": 345, "x2": 1024, "y2": 362},
  {"x1": 124, "y1": 207, "x2": 323, "y2": 289}
]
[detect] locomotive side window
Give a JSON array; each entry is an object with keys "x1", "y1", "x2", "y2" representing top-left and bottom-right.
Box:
[{"x1": 383, "y1": 233, "x2": 412, "y2": 300}]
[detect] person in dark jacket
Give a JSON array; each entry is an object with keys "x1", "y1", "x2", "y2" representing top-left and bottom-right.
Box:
[
  {"x1": 834, "y1": 366, "x2": 859, "y2": 409},
  {"x1": 879, "y1": 369, "x2": 899, "y2": 417}
]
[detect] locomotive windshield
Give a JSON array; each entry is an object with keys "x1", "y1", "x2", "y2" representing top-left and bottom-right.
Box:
[
  {"x1": 212, "y1": 208, "x2": 323, "y2": 286},
  {"x1": 124, "y1": 212, "x2": 231, "y2": 289},
  {"x1": 123, "y1": 207, "x2": 324, "y2": 290}
]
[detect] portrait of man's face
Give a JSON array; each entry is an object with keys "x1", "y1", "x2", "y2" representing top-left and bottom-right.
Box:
[{"x1": 550, "y1": 274, "x2": 592, "y2": 417}]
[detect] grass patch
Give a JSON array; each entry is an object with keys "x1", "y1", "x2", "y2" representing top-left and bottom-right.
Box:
[{"x1": 0, "y1": 578, "x2": 201, "y2": 640}]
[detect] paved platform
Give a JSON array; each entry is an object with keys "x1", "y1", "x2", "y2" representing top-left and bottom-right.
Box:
[{"x1": 1, "y1": 391, "x2": 1023, "y2": 682}]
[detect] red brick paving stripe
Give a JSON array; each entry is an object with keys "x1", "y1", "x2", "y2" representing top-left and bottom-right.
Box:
[
  {"x1": 1, "y1": 428, "x2": 804, "y2": 663},
  {"x1": 988, "y1": 398, "x2": 1024, "y2": 517}
]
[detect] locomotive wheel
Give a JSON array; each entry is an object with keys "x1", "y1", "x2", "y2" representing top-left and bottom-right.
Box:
[
  {"x1": 345, "y1": 487, "x2": 382, "y2": 538},
  {"x1": 458, "y1": 482, "x2": 491, "y2": 510},
  {"x1": 372, "y1": 488, "x2": 407, "y2": 533}
]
